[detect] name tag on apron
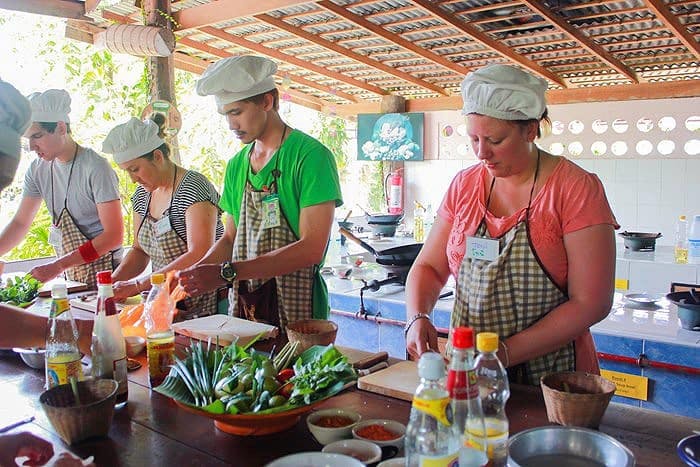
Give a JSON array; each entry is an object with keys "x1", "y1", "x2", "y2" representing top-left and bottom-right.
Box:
[
  {"x1": 154, "y1": 216, "x2": 173, "y2": 236},
  {"x1": 48, "y1": 225, "x2": 63, "y2": 247},
  {"x1": 466, "y1": 235, "x2": 500, "y2": 261},
  {"x1": 261, "y1": 194, "x2": 281, "y2": 229}
]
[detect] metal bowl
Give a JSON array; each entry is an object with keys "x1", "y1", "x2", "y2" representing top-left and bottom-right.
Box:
[
  {"x1": 13, "y1": 347, "x2": 46, "y2": 369},
  {"x1": 508, "y1": 426, "x2": 635, "y2": 467}
]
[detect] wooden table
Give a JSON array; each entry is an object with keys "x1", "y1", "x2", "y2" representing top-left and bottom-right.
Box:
[{"x1": 1, "y1": 338, "x2": 697, "y2": 466}]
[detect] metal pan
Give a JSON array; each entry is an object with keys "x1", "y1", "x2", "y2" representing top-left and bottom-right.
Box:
[{"x1": 339, "y1": 227, "x2": 422, "y2": 266}]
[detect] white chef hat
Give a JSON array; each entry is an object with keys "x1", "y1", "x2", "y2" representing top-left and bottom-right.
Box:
[
  {"x1": 27, "y1": 88, "x2": 72, "y2": 123},
  {"x1": 102, "y1": 117, "x2": 165, "y2": 164},
  {"x1": 196, "y1": 55, "x2": 278, "y2": 112},
  {"x1": 461, "y1": 64, "x2": 548, "y2": 120},
  {"x1": 0, "y1": 79, "x2": 31, "y2": 159}
]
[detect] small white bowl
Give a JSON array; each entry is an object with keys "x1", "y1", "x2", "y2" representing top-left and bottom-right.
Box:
[
  {"x1": 352, "y1": 419, "x2": 406, "y2": 449},
  {"x1": 266, "y1": 452, "x2": 363, "y2": 467},
  {"x1": 124, "y1": 335, "x2": 146, "y2": 357},
  {"x1": 307, "y1": 408, "x2": 361, "y2": 445},
  {"x1": 13, "y1": 347, "x2": 46, "y2": 369},
  {"x1": 322, "y1": 439, "x2": 382, "y2": 465},
  {"x1": 377, "y1": 458, "x2": 406, "y2": 467}
]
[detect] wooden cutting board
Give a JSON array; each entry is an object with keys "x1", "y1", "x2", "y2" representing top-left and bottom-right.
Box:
[
  {"x1": 172, "y1": 314, "x2": 278, "y2": 347},
  {"x1": 69, "y1": 294, "x2": 135, "y2": 313},
  {"x1": 357, "y1": 360, "x2": 419, "y2": 401}
]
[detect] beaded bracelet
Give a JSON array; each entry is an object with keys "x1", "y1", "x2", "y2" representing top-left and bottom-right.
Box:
[{"x1": 404, "y1": 313, "x2": 431, "y2": 335}]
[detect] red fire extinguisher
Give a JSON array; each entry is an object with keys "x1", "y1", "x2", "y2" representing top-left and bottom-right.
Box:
[{"x1": 385, "y1": 170, "x2": 403, "y2": 214}]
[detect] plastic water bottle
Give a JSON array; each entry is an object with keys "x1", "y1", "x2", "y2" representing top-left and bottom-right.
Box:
[
  {"x1": 446, "y1": 327, "x2": 488, "y2": 466},
  {"x1": 424, "y1": 203, "x2": 434, "y2": 238},
  {"x1": 688, "y1": 215, "x2": 700, "y2": 264},
  {"x1": 675, "y1": 215, "x2": 688, "y2": 264},
  {"x1": 45, "y1": 283, "x2": 84, "y2": 389},
  {"x1": 405, "y1": 352, "x2": 461, "y2": 467},
  {"x1": 144, "y1": 273, "x2": 175, "y2": 388},
  {"x1": 474, "y1": 332, "x2": 510, "y2": 467},
  {"x1": 91, "y1": 270, "x2": 128, "y2": 407},
  {"x1": 413, "y1": 202, "x2": 425, "y2": 243}
]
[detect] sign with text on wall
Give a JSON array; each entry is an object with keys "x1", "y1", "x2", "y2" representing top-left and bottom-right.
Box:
[{"x1": 600, "y1": 370, "x2": 648, "y2": 401}]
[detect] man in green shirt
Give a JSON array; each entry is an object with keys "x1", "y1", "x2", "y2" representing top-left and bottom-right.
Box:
[{"x1": 178, "y1": 55, "x2": 343, "y2": 329}]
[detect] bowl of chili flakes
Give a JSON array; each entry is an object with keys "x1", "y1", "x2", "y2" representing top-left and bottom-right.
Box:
[
  {"x1": 307, "y1": 408, "x2": 361, "y2": 445},
  {"x1": 352, "y1": 419, "x2": 405, "y2": 450}
]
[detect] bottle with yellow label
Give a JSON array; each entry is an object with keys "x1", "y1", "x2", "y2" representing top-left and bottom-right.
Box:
[
  {"x1": 405, "y1": 352, "x2": 461, "y2": 467},
  {"x1": 45, "y1": 283, "x2": 84, "y2": 389}
]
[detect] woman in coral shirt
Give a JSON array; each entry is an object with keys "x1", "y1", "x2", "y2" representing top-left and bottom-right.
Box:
[{"x1": 405, "y1": 64, "x2": 618, "y2": 385}]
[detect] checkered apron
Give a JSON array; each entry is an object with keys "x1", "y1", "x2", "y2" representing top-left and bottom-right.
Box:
[
  {"x1": 54, "y1": 208, "x2": 116, "y2": 290},
  {"x1": 229, "y1": 178, "x2": 315, "y2": 331},
  {"x1": 137, "y1": 208, "x2": 218, "y2": 321},
  {"x1": 451, "y1": 155, "x2": 574, "y2": 386}
]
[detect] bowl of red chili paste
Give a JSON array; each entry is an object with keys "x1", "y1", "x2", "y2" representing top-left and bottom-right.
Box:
[
  {"x1": 352, "y1": 419, "x2": 406, "y2": 449},
  {"x1": 307, "y1": 408, "x2": 362, "y2": 445}
]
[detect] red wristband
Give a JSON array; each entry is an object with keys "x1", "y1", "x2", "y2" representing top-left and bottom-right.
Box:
[{"x1": 78, "y1": 240, "x2": 100, "y2": 263}]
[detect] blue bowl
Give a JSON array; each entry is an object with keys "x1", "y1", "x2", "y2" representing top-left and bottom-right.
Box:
[{"x1": 678, "y1": 434, "x2": 700, "y2": 467}]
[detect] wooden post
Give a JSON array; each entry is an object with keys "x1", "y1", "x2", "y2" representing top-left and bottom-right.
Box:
[
  {"x1": 143, "y1": 0, "x2": 180, "y2": 164},
  {"x1": 379, "y1": 95, "x2": 406, "y2": 213}
]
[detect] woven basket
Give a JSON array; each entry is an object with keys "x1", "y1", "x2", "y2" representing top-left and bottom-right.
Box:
[
  {"x1": 540, "y1": 371, "x2": 616, "y2": 429},
  {"x1": 286, "y1": 319, "x2": 338, "y2": 353},
  {"x1": 40, "y1": 379, "x2": 118, "y2": 444}
]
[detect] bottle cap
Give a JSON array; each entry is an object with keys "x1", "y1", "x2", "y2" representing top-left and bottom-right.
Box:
[
  {"x1": 150, "y1": 273, "x2": 165, "y2": 285},
  {"x1": 418, "y1": 352, "x2": 445, "y2": 380},
  {"x1": 452, "y1": 326, "x2": 474, "y2": 349},
  {"x1": 51, "y1": 283, "x2": 68, "y2": 297},
  {"x1": 96, "y1": 270, "x2": 112, "y2": 285},
  {"x1": 476, "y1": 332, "x2": 499, "y2": 353}
]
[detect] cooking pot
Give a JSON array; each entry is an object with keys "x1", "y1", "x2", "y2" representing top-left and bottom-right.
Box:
[
  {"x1": 367, "y1": 213, "x2": 404, "y2": 224},
  {"x1": 618, "y1": 231, "x2": 662, "y2": 251},
  {"x1": 339, "y1": 228, "x2": 422, "y2": 270},
  {"x1": 357, "y1": 205, "x2": 404, "y2": 224},
  {"x1": 666, "y1": 290, "x2": 700, "y2": 331},
  {"x1": 367, "y1": 221, "x2": 398, "y2": 237}
]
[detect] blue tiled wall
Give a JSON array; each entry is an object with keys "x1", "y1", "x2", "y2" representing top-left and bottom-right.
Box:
[
  {"x1": 641, "y1": 342, "x2": 700, "y2": 418},
  {"x1": 593, "y1": 333, "x2": 700, "y2": 417},
  {"x1": 593, "y1": 334, "x2": 643, "y2": 407}
]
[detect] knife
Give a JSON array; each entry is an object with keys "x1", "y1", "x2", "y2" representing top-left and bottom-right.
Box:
[
  {"x1": 353, "y1": 351, "x2": 389, "y2": 370},
  {"x1": 358, "y1": 361, "x2": 389, "y2": 376},
  {"x1": 0, "y1": 415, "x2": 35, "y2": 434}
]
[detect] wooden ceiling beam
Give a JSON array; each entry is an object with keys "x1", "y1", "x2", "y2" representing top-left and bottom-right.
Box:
[
  {"x1": 172, "y1": 0, "x2": 314, "y2": 32},
  {"x1": 572, "y1": 6, "x2": 648, "y2": 22},
  {"x1": 177, "y1": 36, "x2": 356, "y2": 104},
  {"x1": 642, "y1": 0, "x2": 700, "y2": 61},
  {"x1": 450, "y1": 1, "x2": 521, "y2": 15},
  {"x1": 199, "y1": 26, "x2": 386, "y2": 98},
  {"x1": 0, "y1": 0, "x2": 90, "y2": 21},
  {"x1": 412, "y1": 0, "x2": 568, "y2": 87},
  {"x1": 318, "y1": 0, "x2": 471, "y2": 78},
  {"x1": 519, "y1": 0, "x2": 640, "y2": 83},
  {"x1": 257, "y1": 13, "x2": 449, "y2": 96}
]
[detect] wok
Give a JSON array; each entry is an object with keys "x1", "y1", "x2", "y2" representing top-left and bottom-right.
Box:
[{"x1": 339, "y1": 227, "x2": 422, "y2": 267}]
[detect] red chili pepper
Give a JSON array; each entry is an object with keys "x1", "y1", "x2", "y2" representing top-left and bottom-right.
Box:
[
  {"x1": 277, "y1": 368, "x2": 295, "y2": 384},
  {"x1": 279, "y1": 381, "x2": 294, "y2": 398}
]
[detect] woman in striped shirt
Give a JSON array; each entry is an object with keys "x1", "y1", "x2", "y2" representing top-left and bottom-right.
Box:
[{"x1": 103, "y1": 116, "x2": 224, "y2": 320}]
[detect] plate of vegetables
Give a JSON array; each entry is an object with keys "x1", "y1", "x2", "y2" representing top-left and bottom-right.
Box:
[
  {"x1": 155, "y1": 337, "x2": 358, "y2": 436},
  {"x1": 0, "y1": 274, "x2": 42, "y2": 308}
]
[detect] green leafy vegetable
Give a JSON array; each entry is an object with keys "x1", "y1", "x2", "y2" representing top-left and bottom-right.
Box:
[
  {"x1": 154, "y1": 341, "x2": 357, "y2": 416},
  {"x1": 0, "y1": 274, "x2": 42, "y2": 307}
]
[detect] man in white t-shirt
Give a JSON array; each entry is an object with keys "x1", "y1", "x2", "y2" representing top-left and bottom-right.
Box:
[{"x1": 0, "y1": 89, "x2": 123, "y2": 289}]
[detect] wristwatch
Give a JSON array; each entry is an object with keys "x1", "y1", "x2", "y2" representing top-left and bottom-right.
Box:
[{"x1": 220, "y1": 261, "x2": 237, "y2": 287}]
